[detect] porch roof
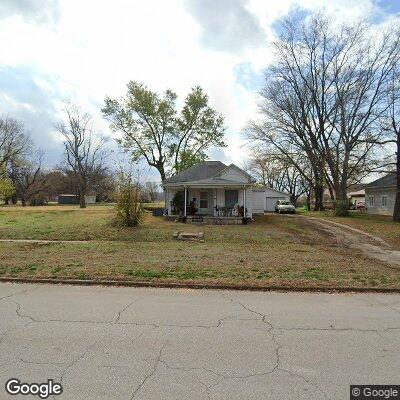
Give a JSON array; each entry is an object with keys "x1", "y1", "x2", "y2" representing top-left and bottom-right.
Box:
[{"x1": 163, "y1": 178, "x2": 252, "y2": 188}]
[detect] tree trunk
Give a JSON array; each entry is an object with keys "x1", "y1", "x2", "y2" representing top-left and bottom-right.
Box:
[
  {"x1": 79, "y1": 183, "x2": 87, "y2": 208},
  {"x1": 79, "y1": 192, "x2": 86, "y2": 208},
  {"x1": 334, "y1": 183, "x2": 349, "y2": 217},
  {"x1": 313, "y1": 184, "x2": 324, "y2": 211},
  {"x1": 394, "y1": 136, "x2": 400, "y2": 222},
  {"x1": 306, "y1": 193, "x2": 311, "y2": 211},
  {"x1": 12, "y1": 195, "x2": 17, "y2": 204},
  {"x1": 158, "y1": 165, "x2": 166, "y2": 182},
  {"x1": 21, "y1": 197, "x2": 26, "y2": 207}
]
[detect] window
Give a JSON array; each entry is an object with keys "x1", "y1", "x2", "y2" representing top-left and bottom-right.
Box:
[
  {"x1": 225, "y1": 190, "x2": 239, "y2": 208},
  {"x1": 200, "y1": 191, "x2": 208, "y2": 209},
  {"x1": 368, "y1": 196, "x2": 374, "y2": 207},
  {"x1": 381, "y1": 195, "x2": 388, "y2": 207}
]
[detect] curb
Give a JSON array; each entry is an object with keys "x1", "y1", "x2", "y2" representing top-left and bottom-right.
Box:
[{"x1": 1, "y1": 277, "x2": 400, "y2": 294}]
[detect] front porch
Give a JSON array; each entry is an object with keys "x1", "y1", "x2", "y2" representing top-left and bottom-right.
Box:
[
  {"x1": 163, "y1": 185, "x2": 252, "y2": 223},
  {"x1": 164, "y1": 214, "x2": 245, "y2": 224}
]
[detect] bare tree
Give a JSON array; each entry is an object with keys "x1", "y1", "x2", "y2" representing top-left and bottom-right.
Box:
[
  {"x1": 372, "y1": 66, "x2": 400, "y2": 221},
  {"x1": 247, "y1": 14, "x2": 400, "y2": 216},
  {"x1": 57, "y1": 103, "x2": 107, "y2": 208},
  {"x1": 7, "y1": 151, "x2": 46, "y2": 206},
  {"x1": 145, "y1": 182, "x2": 159, "y2": 203},
  {"x1": 0, "y1": 116, "x2": 30, "y2": 167},
  {"x1": 246, "y1": 148, "x2": 309, "y2": 206}
]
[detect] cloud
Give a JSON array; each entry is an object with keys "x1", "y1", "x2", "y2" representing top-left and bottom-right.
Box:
[
  {"x1": 0, "y1": 0, "x2": 60, "y2": 24},
  {"x1": 184, "y1": 0, "x2": 266, "y2": 53},
  {"x1": 0, "y1": 66, "x2": 62, "y2": 165},
  {"x1": 0, "y1": 0, "x2": 395, "y2": 178}
]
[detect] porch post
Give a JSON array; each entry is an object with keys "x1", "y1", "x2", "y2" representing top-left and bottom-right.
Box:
[
  {"x1": 243, "y1": 186, "x2": 247, "y2": 217},
  {"x1": 215, "y1": 188, "x2": 217, "y2": 216},
  {"x1": 184, "y1": 186, "x2": 187, "y2": 217},
  {"x1": 164, "y1": 188, "x2": 167, "y2": 215}
]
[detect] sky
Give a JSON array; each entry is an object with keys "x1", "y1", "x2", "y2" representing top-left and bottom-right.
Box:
[{"x1": 0, "y1": 0, "x2": 398, "y2": 181}]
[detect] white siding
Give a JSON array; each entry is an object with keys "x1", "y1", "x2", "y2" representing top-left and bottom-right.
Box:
[
  {"x1": 165, "y1": 188, "x2": 179, "y2": 215},
  {"x1": 366, "y1": 188, "x2": 396, "y2": 215},
  {"x1": 245, "y1": 187, "x2": 253, "y2": 218},
  {"x1": 251, "y1": 188, "x2": 290, "y2": 213},
  {"x1": 215, "y1": 188, "x2": 225, "y2": 210},
  {"x1": 85, "y1": 195, "x2": 96, "y2": 204}
]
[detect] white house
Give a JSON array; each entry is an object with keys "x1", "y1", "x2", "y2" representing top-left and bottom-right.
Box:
[
  {"x1": 365, "y1": 173, "x2": 397, "y2": 215},
  {"x1": 162, "y1": 161, "x2": 289, "y2": 223}
]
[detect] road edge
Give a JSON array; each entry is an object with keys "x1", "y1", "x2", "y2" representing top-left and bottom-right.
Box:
[{"x1": 1, "y1": 277, "x2": 400, "y2": 293}]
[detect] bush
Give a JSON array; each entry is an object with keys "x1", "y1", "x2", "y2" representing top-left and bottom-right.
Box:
[
  {"x1": 114, "y1": 172, "x2": 144, "y2": 227},
  {"x1": 0, "y1": 178, "x2": 15, "y2": 202}
]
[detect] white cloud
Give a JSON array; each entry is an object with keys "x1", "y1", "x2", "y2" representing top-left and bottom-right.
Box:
[{"x1": 0, "y1": 0, "x2": 390, "y2": 178}]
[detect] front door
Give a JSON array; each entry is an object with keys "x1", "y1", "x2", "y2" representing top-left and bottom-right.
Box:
[
  {"x1": 225, "y1": 190, "x2": 238, "y2": 209},
  {"x1": 198, "y1": 190, "x2": 210, "y2": 214}
]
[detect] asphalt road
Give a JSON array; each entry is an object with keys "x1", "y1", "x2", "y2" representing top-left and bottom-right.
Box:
[{"x1": 0, "y1": 283, "x2": 399, "y2": 399}]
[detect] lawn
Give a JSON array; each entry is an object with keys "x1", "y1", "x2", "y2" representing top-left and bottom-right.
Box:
[
  {"x1": 0, "y1": 204, "x2": 399, "y2": 289},
  {"x1": 297, "y1": 209, "x2": 400, "y2": 249}
]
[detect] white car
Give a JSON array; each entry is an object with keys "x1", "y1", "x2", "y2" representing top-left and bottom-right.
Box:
[{"x1": 275, "y1": 200, "x2": 296, "y2": 214}]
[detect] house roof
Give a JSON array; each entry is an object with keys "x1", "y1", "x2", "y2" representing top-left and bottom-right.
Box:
[
  {"x1": 348, "y1": 189, "x2": 365, "y2": 197},
  {"x1": 163, "y1": 161, "x2": 254, "y2": 185},
  {"x1": 252, "y1": 186, "x2": 290, "y2": 196},
  {"x1": 172, "y1": 178, "x2": 250, "y2": 186},
  {"x1": 366, "y1": 173, "x2": 397, "y2": 189},
  {"x1": 163, "y1": 161, "x2": 227, "y2": 184}
]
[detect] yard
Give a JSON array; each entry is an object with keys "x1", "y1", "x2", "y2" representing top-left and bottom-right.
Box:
[{"x1": 0, "y1": 204, "x2": 399, "y2": 289}]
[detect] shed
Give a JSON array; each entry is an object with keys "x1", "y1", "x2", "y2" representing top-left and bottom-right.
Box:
[{"x1": 58, "y1": 194, "x2": 78, "y2": 205}]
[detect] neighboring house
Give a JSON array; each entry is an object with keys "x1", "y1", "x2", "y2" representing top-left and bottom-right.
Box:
[
  {"x1": 348, "y1": 189, "x2": 365, "y2": 206},
  {"x1": 365, "y1": 173, "x2": 397, "y2": 215},
  {"x1": 58, "y1": 194, "x2": 96, "y2": 205},
  {"x1": 162, "y1": 161, "x2": 290, "y2": 222}
]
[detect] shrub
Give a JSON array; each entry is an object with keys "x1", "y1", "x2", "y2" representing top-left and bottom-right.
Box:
[
  {"x1": 114, "y1": 172, "x2": 144, "y2": 227},
  {"x1": 0, "y1": 178, "x2": 15, "y2": 202}
]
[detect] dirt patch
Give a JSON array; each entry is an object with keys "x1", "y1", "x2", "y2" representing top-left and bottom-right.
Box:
[{"x1": 292, "y1": 215, "x2": 400, "y2": 268}]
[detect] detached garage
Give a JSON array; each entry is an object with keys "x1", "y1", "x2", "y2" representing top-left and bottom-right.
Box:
[{"x1": 251, "y1": 187, "x2": 290, "y2": 213}]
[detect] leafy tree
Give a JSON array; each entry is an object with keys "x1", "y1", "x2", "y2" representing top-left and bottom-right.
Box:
[
  {"x1": 0, "y1": 176, "x2": 15, "y2": 202},
  {"x1": 102, "y1": 82, "x2": 226, "y2": 181}
]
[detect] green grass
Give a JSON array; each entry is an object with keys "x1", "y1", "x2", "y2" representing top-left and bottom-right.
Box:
[{"x1": 0, "y1": 205, "x2": 399, "y2": 288}]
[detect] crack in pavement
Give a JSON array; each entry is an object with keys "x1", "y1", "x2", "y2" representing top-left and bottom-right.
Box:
[
  {"x1": 230, "y1": 298, "x2": 331, "y2": 400},
  {"x1": 113, "y1": 300, "x2": 137, "y2": 324},
  {"x1": 129, "y1": 345, "x2": 165, "y2": 399},
  {"x1": 0, "y1": 321, "x2": 32, "y2": 345},
  {"x1": 18, "y1": 357, "x2": 66, "y2": 367},
  {"x1": 0, "y1": 286, "x2": 37, "y2": 302},
  {"x1": 60, "y1": 341, "x2": 99, "y2": 384},
  {"x1": 7, "y1": 299, "x2": 245, "y2": 330}
]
